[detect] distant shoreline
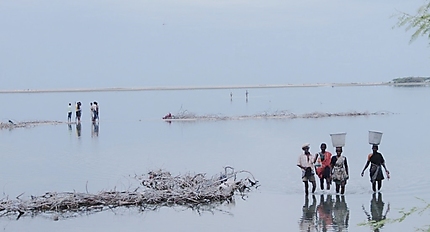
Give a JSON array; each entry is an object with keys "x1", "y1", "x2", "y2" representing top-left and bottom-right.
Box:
[{"x1": 0, "y1": 82, "x2": 428, "y2": 94}]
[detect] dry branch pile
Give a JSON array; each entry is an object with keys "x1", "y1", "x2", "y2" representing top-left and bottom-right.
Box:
[
  {"x1": 167, "y1": 110, "x2": 391, "y2": 121},
  {"x1": 0, "y1": 167, "x2": 258, "y2": 220},
  {"x1": 0, "y1": 120, "x2": 64, "y2": 130}
]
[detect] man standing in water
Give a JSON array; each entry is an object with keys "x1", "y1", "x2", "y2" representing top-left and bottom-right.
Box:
[
  {"x1": 67, "y1": 103, "x2": 72, "y2": 122},
  {"x1": 297, "y1": 143, "x2": 316, "y2": 195},
  {"x1": 93, "y1": 101, "x2": 99, "y2": 122},
  {"x1": 75, "y1": 102, "x2": 82, "y2": 123},
  {"x1": 361, "y1": 145, "x2": 390, "y2": 192},
  {"x1": 314, "y1": 143, "x2": 332, "y2": 190}
]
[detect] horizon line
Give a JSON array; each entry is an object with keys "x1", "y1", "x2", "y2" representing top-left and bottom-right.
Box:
[{"x1": 0, "y1": 82, "x2": 427, "y2": 94}]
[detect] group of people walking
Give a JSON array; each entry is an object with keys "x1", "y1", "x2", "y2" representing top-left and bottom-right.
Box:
[
  {"x1": 67, "y1": 101, "x2": 99, "y2": 123},
  {"x1": 297, "y1": 143, "x2": 389, "y2": 195}
]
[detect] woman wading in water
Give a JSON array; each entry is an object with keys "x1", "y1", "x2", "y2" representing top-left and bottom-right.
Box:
[
  {"x1": 331, "y1": 147, "x2": 349, "y2": 194},
  {"x1": 314, "y1": 143, "x2": 332, "y2": 190},
  {"x1": 361, "y1": 144, "x2": 390, "y2": 192}
]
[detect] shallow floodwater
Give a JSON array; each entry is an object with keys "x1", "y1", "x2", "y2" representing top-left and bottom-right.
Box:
[{"x1": 0, "y1": 85, "x2": 429, "y2": 231}]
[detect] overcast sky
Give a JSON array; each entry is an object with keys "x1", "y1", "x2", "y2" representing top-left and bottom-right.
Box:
[{"x1": 1, "y1": 0, "x2": 429, "y2": 90}]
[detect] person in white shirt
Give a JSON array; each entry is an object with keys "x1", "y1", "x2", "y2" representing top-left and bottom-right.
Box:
[
  {"x1": 67, "y1": 103, "x2": 72, "y2": 122},
  {"x1": 297, "y1": 143, "x2": 316, "y2": 195}
]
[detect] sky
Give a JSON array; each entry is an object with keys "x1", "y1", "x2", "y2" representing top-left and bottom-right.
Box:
[{"x1": 0, "y1": 0, "x2": 429, "y2": 90}]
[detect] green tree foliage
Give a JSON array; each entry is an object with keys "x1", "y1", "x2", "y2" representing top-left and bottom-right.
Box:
[
  {"x1": 391, "y1": 77, "x2": 430, "y2": 83},
  {"x1": 395, "y1": 1, "x2": 430, "y2": 44}
]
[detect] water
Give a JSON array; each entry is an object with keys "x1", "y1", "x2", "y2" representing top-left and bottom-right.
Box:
[{"x1": 0, "y1": 85, "x2": 429, "y2": 231}]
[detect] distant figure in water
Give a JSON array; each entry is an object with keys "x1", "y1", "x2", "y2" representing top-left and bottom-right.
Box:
[
  {"x1": 75, "y1": 102, "x2": 82, "y2": 123},
  {"x1": 230, "y1": 92, "x2": 233, "y2": 101},
  {"x1": 163, "y1": 113, "x2": 173, "y2": 119},
  {"x1": 245, "y1": 90, "x2": 248, "y2": 100},
  {"x1": 93, "y1": 102, "x2": 99, "y2": 122},
  {"x1": 90, "y1": 102, "x2": 94, "y2": 121},
  {"x1": 91, "y1": 101, "x2": 99, "y2": 122},
  {"x1": 67, "y1": 103, "x2": 72, "y2": 122}
]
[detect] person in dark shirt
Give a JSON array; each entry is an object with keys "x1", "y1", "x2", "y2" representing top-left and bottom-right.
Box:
[{"x1": 361, "y1": 145, "x2": 390, "y2": 192}]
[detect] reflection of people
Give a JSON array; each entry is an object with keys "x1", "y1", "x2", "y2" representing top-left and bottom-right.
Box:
[
  {"x1": 316, "y1": 194, "x2": 333, "y2": 231},
  {"x1": 361, "y1": 145, "x2": 390, "y2": 192},
  {"x1": 76, "y1": 122, "x2": 81, "y2": 137},
  {"x1": 297, "y1": 143, "x2": 316, "y2": 195},
  {"x1": 362, "y1": 192, "x2": 390, "y2": 232},
  {"x1": 299, "y1": 195, "x2": 317, "y2": 231},
  {"x1": 91, "y1": 122, "x2": 99, "y2": 137},
  {"x1": 332, "y1": 195, "x2": 349, "y2": 231},
  {"x1": 314, "y1": 143, "x2": 332, "y2": 190},
  {"x1": 331, "y1": 147, "x2": 349, "y2": 194}
]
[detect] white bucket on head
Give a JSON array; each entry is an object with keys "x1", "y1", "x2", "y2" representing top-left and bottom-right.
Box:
[
  {"x1": 330, "y1": 133, "x2": 346, "y2": 147},
  {"x1": 369, "y1": 131, "x2": 383, "y2": 145}
]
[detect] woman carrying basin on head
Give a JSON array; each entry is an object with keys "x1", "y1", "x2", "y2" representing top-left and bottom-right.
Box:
[
  {"x1": 361, "y1": 131, "x2": 390, "y2": 192},
  {"x1": 361, "y1": 144, "x2": 390, "y2": 192},
  {"x1": 331, "y1": 147, "x2": 349, "y2": 195}
]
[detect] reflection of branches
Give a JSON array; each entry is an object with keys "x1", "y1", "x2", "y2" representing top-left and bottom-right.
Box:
[{"x1": 0, "y1": 167, "x2": 259, "y2": 221}]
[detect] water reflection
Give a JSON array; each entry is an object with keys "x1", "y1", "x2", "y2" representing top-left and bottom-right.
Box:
[
  {"x1": 91, "y1": 122, "x2": 99, "y2": 137},
  {"x1": 332, "y1": 195, "x2": 349, "y2": 231},
  {"x1": 299, "y1": 195, "x2": 349, "y2": 232},
  {"x1": 317, "y1": 195, "x2": 333, "y2": 231},
  {"x1": 362, "y1": 193, "x2": 390, "y2": 232},
  {"x1": 76, "y1": 122, "x2": 81, "y2": 137},
  {"x1": 299, "y1": 195, "x2": 317, "y2": 232}
]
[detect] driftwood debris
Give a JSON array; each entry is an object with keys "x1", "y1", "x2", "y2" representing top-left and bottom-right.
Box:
[
  {"x1": 0, "y1": 167, "x2": 258, "y2": 220},
  {"x1": 0, "y1": 120, "x2": 64, "y2": 130},
  {"x1": 165, "y1": 110, "x2": 391, "y2": 121}
]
